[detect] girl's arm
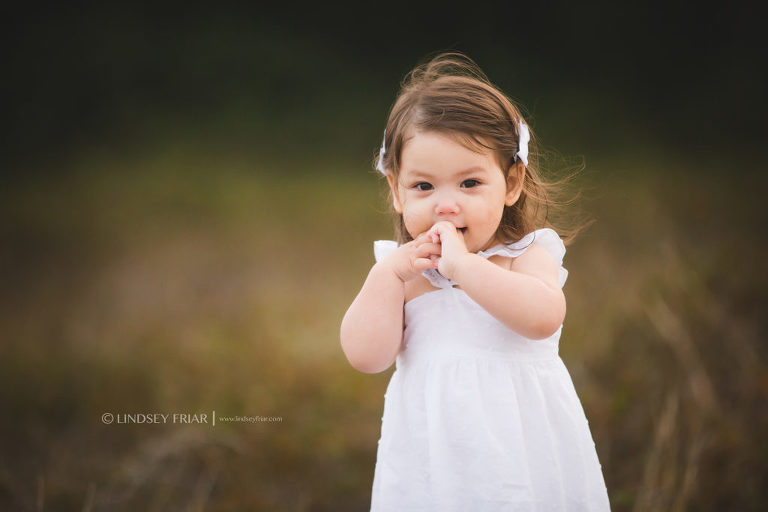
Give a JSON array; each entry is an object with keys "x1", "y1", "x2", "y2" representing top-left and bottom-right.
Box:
[
  {"x1": 453, "y1": 246, "x2": 566, "y2": 340},
  {"x1": 340, "y1": 234, "x2": 440, "y2": 373},
  {"x1": 429, "y1": 222, "x2": 565, "y2": 340}
]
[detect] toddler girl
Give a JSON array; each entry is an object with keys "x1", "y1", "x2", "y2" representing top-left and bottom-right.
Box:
[{"x1": 340, "y1": 52, "x2": 610, "y2": 511}]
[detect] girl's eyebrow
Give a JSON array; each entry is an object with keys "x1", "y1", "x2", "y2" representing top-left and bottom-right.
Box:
[{"x1": 405, "y1": 166, "x2": 488, "y2": 179}]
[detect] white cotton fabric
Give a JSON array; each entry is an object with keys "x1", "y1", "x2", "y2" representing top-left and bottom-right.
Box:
[{"x1": 370, "y1": 230, "x2": 611, "y2": 511}]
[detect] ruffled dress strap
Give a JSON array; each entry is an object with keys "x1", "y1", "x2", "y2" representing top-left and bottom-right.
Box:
[
  {"x1": 372, "y1": 228, "x2": 567, "y2": 290},
  {"x1": 479, "y1": 228, "x2": 568, "y2": 288},
  {"x1": 373, "y1": 240, "x2": 399, "y2": 263}
]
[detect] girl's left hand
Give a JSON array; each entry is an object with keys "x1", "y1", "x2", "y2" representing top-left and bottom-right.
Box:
[{"x1": 427, "y1": 221, "x2": 470, "y2": 280}]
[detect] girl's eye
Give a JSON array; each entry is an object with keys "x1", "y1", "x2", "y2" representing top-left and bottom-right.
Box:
[
  {"x1": 414, "y1": 182, "x2": 433, "y2": 191},
  {"x1": 461, "y1": 179, "x2": 480, "y2": 188}
]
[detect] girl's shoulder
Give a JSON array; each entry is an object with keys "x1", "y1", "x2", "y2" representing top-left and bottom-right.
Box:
[
  {"x1": 491, "y1": 228, "x2": 567, "y2": 288},
  {"x1": 481, "y1": 228, "x2": 566, "y2": 266}
]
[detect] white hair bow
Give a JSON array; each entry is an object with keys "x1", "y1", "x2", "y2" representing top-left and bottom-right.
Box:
[
  {"x1": 376, "y1": 130, "x2": 387, "y2": 175},
  {"x1": 514, "y1": 120, "x2": 529, "y2": 167}
]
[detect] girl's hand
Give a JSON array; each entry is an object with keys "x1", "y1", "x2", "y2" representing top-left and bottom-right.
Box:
[
  {"x1": 380, "y1": 232, "x2": 441, "y2": 283},
  {"x1": 427, "y1": 221, "x2": 470, "y2": 280}
]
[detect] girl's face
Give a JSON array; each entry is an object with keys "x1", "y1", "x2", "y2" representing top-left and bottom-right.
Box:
[{"x1": 387, "y1": 130, "x2": 524, "y2": 252}]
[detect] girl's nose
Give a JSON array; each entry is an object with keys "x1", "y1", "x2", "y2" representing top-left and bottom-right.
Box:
[{"x1": 434, "y1": 192, "x2": 460, "y2": 215}]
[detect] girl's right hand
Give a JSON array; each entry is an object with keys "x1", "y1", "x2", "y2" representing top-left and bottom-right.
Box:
[{"x1": 381, "y1": 232, "x2": 441, "y2": 282}]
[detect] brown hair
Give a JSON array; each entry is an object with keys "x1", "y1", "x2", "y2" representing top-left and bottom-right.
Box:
[{"x1": 374, "y1": 51, "x2": 586, "y2": 246}]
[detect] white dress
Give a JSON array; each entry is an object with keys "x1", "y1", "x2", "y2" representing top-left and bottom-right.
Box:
[{"x1": 370, "y1": 229, "x2": 611, "y2": 511}]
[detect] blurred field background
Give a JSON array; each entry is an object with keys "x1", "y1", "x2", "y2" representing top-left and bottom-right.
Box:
[{"x1": 2, "y1": 4, "x2": 766, "y2": 511}]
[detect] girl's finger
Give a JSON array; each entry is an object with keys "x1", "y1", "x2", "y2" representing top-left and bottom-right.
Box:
[
  {"x1": 415, "y1": 243, "x2": 441, "y2": 258},
  {"x1": 412, "y1": 233, "x2": 431, "y2": 244},
  {"x1": 413, "y1": 258, "x2": 437, "y2": 272},
  {"x1": 404, "y1": 236, "x2": 421, "y2": 247}
]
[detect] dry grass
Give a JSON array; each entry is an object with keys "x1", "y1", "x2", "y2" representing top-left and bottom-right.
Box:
[{"x1": 0, "y1": 150, "x2": 765, "y2": 510}]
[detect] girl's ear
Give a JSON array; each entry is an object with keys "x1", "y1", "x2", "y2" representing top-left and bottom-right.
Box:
[
  {"x1": 386, "y1": 173, "x2": 403, "y2": 213},
  {"x1": 505, "y1": 160, "x2": 525, "y2": 206}
]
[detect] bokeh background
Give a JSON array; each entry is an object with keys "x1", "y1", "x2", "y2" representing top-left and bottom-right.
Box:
[{"x1": 2, "y1": 3, "x2": 766, "y2": 511}]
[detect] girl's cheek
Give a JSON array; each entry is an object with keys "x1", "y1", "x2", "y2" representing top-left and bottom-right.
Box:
[
  {"x1": 402, "y1": 208, "x2": 430, "y2": 235},
  {"x1": 401, "y1": 210, "x2": 417, "y2": 230}
]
